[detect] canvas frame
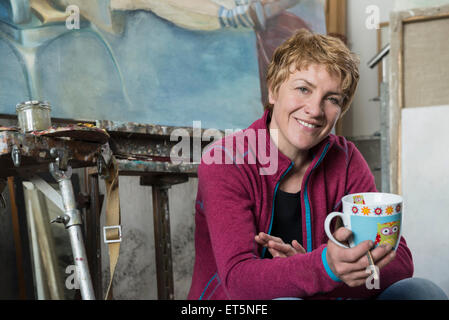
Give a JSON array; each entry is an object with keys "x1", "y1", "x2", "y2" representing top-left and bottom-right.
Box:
[{"x1": 388, "y1": 4, "x2": 449, "y2": 194}]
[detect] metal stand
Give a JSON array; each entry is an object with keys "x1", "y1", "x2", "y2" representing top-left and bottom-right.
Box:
[
  {"x1": 50, "y1": 162, "x2": 95, "y2": 300},
  {"x1": 47, "y1": 157, "x2": 95, "y2": 300},
  {"x1": 1, "y1": 119, "x2": 107, "y2": 299},
  {"x1": 368, "y1": 44, "x2": 391, "y2": 193}
]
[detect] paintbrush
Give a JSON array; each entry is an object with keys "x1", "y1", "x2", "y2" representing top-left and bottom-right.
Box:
[{"x1": 366, "y1": 250, "x2": 379, "y2": 280}]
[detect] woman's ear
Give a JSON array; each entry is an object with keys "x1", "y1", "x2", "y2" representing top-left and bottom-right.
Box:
[{"x1": 268, "y1": 87, "x2": 277, "y2": 105}]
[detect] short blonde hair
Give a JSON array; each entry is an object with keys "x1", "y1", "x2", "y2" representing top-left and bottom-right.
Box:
[{"x1": 265, "y1": 29, "x2": 359, "y2": 116}]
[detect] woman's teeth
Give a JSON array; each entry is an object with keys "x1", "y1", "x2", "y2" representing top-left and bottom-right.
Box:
[{"x1": 297, "y1": 119, "x2": 317, "y2": 128}]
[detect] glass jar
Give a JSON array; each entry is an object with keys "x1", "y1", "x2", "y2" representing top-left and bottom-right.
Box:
[{"x1": 16, "y1": 100, "x2": 52, "y2": 132}]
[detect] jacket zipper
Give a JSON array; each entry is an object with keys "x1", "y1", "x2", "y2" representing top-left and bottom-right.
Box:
[
  {"x1": 261, "y1": 141, "x2": 330, "y2": 257},
  {"x1": 261, "y1": 161, "x2": 294, "y2": 258},
  {"x1": 302, "y1": 142, "x2": 331, "y2": 252}
]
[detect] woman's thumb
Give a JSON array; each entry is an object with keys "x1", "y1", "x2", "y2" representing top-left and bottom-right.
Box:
[{"x1": 333, "y1": 227, "x2": 352, "y2": 242}]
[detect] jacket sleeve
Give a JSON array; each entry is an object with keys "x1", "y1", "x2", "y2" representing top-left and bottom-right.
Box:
[
  {"x1": 198, "y1": 147, "x2": 343, "y2": 299},
  {"x1": 326, "y1": 142, "x2": 414, "y2": 299}
]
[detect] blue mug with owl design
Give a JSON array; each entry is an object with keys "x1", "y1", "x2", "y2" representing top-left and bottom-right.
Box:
[{"x1": 324, "y1": 192, "x2": 403, "y2": 250}]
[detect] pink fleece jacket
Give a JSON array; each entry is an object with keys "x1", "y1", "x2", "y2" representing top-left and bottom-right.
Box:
[{"x1": 187, "y1": 109, "x2": 413, "y2": 300}]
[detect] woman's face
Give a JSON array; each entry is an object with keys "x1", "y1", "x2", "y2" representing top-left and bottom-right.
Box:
[{"x1": 268, "y1": 63, "x2": 343, "y2": 157}]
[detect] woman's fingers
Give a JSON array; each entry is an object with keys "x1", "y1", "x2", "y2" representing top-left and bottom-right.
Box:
[
  {"x1": 350, "y1": 244, "x2": 395, "y2": 272},
  {"x1": 254, "y1": 234, "x2": 266, "y2": 245},
  {"x1": 256, "y1": 232, "x2": 305, "y2": 256},
  {"x1": 333, "y1": 227, "x2": 352, "y2": 243},
  {"x1": 327, "y1": 228, "x2": 398, "y2": 287},
  {"x1": 268, "y1": 240, "x2": 295, "y2": 255},
  {"x1": 292, "y1": 240, "x2": 306, "y2": 254},
  {"x1": 259, "y1": 232, "x2": 283, "y2": 243},
  {"x1": 255, "y1": 232, "x2": 286, "y2": 248},
  {"x1": 268, "y1": 247, "x2": 287, "y2": 258},
  {"x1": 255, "y1": 232, "x2": 275, "y2": 246},
  {"x1": 373, "y1": 247, "x2": 396, "y2": 270}
]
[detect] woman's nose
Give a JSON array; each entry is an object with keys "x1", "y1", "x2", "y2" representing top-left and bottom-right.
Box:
[{"x1": 304, "y1": 96, "x2": 323, "y2": 117}]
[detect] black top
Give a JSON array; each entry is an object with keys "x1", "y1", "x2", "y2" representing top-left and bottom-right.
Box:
[{"x1": 265, "y1": 188, "x2": 303, "y2": 259}]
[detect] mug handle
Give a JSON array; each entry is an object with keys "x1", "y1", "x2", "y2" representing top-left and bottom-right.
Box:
[{"x1": 324, "y1": 212, "x2": 350, "y2": 249}]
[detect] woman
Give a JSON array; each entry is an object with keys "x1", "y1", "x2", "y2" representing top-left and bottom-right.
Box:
[{"x1": 187, "y1": 29, "x2": 444, "y2": 300}]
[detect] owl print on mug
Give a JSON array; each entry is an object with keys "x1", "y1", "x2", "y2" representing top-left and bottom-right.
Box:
[{"x1": 374, "y1": 221, "x2": 401, "y2": 248}]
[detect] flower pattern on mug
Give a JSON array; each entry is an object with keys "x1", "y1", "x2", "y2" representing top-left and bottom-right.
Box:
[
  {"x1": 374, "y1": 207, "x2": 382, "y2": 215},
  {"x1": 361, "y1": 207, "x2": 371, "y2": 216},
  {"x1": 352, "y1": 206, "x2": 358, "y2": 214},
  {"x1": 395, "y1": 204, "x2": 401, "y2": 213},
  {"x1": 386, "y1": 206, "x2": 394, "y2": 215}
]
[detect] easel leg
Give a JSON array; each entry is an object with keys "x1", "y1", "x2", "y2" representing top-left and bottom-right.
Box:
[
  {"x1": 152, "y1": 185, "x2": 174, "y2": 300},
  {"x1": 86, "y1": 173, "x2": 103, "y2": 299},
  {"x1": 50, "y1": 164, "x2": 95, "y2": 300}
]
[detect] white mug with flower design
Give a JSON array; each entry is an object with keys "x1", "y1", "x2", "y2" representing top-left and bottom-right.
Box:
[{"x1": 324, "y1": 192, "x2": 403, "y2": 250}]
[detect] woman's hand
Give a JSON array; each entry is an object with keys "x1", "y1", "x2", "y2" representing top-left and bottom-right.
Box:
[
  {"x1": 326, "y1": 227, "x2": 397, "y2": 287},
  {"x1": 255, "y1": 232, "x2": 306, "y2": 257}
]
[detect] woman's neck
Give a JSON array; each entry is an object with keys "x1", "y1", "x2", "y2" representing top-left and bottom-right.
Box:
[{"x1": 268, "y1": 118, "x2": 311, "y2": 171}]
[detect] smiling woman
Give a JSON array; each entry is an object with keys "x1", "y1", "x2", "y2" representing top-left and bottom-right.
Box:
[
  {"x1": 265, "y1": 29, "x2": 359, "y2": 192},
  {"x1": 268, "y1": 64, "x2": 343, "y2": 167},
  {"x1": 188, "y1": 28, "x2": 415, "y2": 300}
]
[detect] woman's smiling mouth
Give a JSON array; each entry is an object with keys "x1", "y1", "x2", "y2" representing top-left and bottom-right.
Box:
[{"x1": 295, "y1": 118, "x2": 322, "y2": 129}]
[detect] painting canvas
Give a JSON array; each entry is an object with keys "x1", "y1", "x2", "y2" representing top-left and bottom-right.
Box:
[{"x1": 0, "y1": 0, "x2": 326, "y2": 130}]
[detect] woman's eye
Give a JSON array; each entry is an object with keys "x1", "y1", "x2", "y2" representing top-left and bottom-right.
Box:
[
  {"x1": 328, "y1": 97, "x2": 340, "y2": 105},
  {"x1": 298, "y1": 87, "x2": 309, "y2": 94}
]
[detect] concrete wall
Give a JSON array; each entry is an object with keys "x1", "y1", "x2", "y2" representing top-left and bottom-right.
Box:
[
  {"x1": 342, "y1": 0, "x2": 394, "y2": 137},
  {"x1": 100, "y1": 176, "x2": 198, "y2": 300}
]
